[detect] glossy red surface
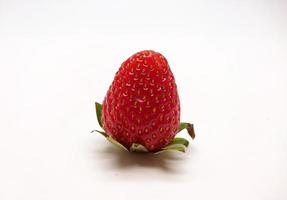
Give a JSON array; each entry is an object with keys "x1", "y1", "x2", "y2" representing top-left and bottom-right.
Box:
[{"x1": 102, "y1": 50, "x2": 180, "y2": 151}]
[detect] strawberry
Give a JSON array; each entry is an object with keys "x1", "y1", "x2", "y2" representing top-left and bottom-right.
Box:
[{"x1": 94, "y1": 50, "x2": 195, "y2": 153}]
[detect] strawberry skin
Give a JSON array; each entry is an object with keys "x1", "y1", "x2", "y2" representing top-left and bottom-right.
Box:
[{"x1": 101, "y1": 50, "x2": 180, "y2": 151}]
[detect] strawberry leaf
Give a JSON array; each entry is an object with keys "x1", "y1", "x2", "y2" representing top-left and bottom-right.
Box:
[
  {"x1": 170, "y1": 137, "x2": 189, "y2": 147},
  {"x1": 162, "y1": 143, "x2": 186, "y2": 152},
  {"x1": 95, "y1": 102, "x2": 103, "y2": 128},
  {"x1": 91, "y1": 129, "x2": 108, "y2": 137},
  {"x1": 91, "y1": 129, "x2": 128, "y2": 151},
  {"x1": 155, "y1": 143, "x2": 186, "y2": 154},
  {"x1": 106, "y1": 136, "x2": 129, "y2": 151},
  {"x1": 178, "y1": 122, "x2": 195, "y2": 139},
  {"x1": 130, "y1": 143, "x2": 149, "y2": 153}
]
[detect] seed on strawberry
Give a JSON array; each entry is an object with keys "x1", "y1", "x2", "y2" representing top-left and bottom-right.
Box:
[{"x1": 94, "y1": 50, "x2": 195, "y2": 153}]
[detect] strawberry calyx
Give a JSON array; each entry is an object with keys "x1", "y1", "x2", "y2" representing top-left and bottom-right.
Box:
[{"x1": 94, "y1": 102, "x2": 195, "y2": 154}]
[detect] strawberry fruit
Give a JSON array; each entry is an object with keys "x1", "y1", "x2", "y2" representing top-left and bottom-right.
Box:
[{"x1": 94, "y1": 50, "x2": 195, "y2": 153}]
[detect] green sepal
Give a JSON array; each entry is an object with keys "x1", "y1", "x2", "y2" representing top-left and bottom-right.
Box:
[
  {"x1": 163, "y1": 143, "x2": 186, "y2": 152},
  {"x1": 92, "y1": 129, "x2": 189, "y2": 154},
  {"x1": 106, "y1": 136, "x2": 129, "y2": 151},
  {"x1": 92, "y1": 129, "x2": 128, "y2": 151},
  {"x1": 91, "y1": 129, "x2": 108, "y2": 137},
  {"x1": 95, "y1": 102, "x2": 103, "y2": 128},
  {"x1": 178, "y1": 122, "x2": 195, "y2": 139},
  {"x1": 170, "y1": 137, "x2": 189, "y2": 147},
  {"x1": 154, "y1": 143, "x2": 187, "y2": 154},
  {"x1": 130, "y1": 143, "x2": 149, "y2": 153}
]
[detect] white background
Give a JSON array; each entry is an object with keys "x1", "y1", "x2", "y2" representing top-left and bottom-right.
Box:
[{"x1": 1, "y1": 0, "x2": 287, "y2": 199}]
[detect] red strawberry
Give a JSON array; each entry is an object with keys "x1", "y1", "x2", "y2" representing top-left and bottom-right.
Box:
[
  {"x1": 94, "y1": 50, "x2": 195, "y2": 153},
  {"x1": 101, "y1": 50, "x2": 181, "y2": 152}
]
